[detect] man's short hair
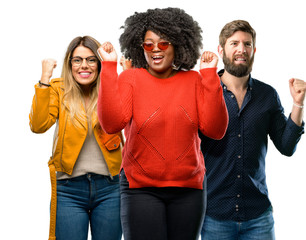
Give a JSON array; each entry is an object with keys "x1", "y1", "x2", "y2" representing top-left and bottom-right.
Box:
[{"x1": 219, "y1": 20, "x2": 256, "y2": 48}]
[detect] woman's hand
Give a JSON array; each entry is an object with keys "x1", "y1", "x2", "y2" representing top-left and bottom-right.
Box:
[
  {"x1": 120, "y1": 56, "x2": 133, "y2": 71},
  {"x1": 200, "y1": 51, "x2": 218, "y2": 69},
  {"x1": 41, "y1": 58, "x2": 57, "y2": 85},
  {"x1": 97, "y1": 42, "x2": 117, "y2": 62}
]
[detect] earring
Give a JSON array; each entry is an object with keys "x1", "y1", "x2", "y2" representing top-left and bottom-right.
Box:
[{"x1": 172, "y1": 62, "x2": 180, "y2": 70}]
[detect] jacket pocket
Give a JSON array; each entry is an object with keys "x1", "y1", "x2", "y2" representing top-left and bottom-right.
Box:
[{"x1": 104, "y1": 135, "x2": 121, "y2": 151}]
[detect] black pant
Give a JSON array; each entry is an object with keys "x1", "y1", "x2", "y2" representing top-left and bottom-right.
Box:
[{"x1": 120, "y1": 170, "x2": 207, "y2": 240}]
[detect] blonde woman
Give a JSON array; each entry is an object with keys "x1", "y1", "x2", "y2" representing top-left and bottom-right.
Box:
[{"x1": 29, "y1": 36, "x2": 123, "y2": 240}]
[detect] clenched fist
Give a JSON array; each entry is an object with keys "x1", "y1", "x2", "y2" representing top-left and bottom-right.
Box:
[
  {"x1": 41, "y1": 58, "x2": 57, "y2": 85},
  {"x1": 200, "y1": 51, "x2": 218, "y2": 70},
  {"x1": 289, "y1": 78, "x2": 306, "y2": 106},
  {"x1": 120, "y1": 56, "x2": 133, "y2": 71},
  {"x1": 97, "y1": 42, "x2": 117, "y2": 62}
]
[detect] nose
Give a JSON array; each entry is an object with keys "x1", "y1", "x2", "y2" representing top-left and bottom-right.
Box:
[
  {"x1": 238, "y1": 43, "x2": 246, "y2": 53},
  {"x1": 152, "y1": 43, "x2": 160, "y2": 52},
  {"x1": 81, "y1": 59, "x2": 89, "y2": 68}
]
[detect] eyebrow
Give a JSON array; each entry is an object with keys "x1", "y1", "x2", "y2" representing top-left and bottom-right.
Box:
[
  {"x1": 144, "y1": 37, "x2": 167, "y2": 42},
  {"x1": 71, "y1": 55, "x2": 97, "y2": 58},
  {"x1": 229, "y1": 40, "x2": 252, "y2": 44},
  {"x1": 144, "y1": 39, "x2": 160, "y2": 43}
]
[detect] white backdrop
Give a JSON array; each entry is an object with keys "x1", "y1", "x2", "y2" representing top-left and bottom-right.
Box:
[{"x1": 1, "y1": 0, "x2": 305, "y2": 239}]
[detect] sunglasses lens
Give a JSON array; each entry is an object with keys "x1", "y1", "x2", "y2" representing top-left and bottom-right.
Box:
[
  {"x1": 142, "y1": 42, "x2": 171, "y2": 51},
  {"x1": 142, "y1": 43, "x2": 154, "y2": 51},
  {"x1": 158, "y1": 42, "x2": 170, "y2": 50}
]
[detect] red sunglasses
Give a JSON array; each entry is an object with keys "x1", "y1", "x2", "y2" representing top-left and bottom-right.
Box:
[{"x1": 142, "y1": 41, "x2": 171, "y2": 51}]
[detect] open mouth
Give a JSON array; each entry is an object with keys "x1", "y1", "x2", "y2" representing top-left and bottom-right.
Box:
[
  {"x1": 234, "y1": 55, "x2": 247, "y2": 64},
  {"x1": 152, "y1": 55, "x2": 164, "y2": 64},
  {"x1": 79, "y1": 72, "x2": 91, "y2": 78}
]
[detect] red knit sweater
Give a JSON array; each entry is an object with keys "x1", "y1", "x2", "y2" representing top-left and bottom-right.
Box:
[{"x1": 98, "y1": 61, "x2": 228, "y2": 189}]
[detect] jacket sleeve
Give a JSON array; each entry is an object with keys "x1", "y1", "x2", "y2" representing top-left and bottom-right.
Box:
[
  {"x1": 197, "y1": 68, "x2": 228, "y2": 140},
  {"x1": 97, "y1": 61, "x2": 133, "y2": 134},
  {"x1": 29, "y1": 81, "x2": 59, "y2": 133}
]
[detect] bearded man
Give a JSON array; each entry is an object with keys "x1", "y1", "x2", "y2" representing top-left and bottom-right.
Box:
[{"x1": 200, "y1": 20, "x2": 305, "y2": 240}]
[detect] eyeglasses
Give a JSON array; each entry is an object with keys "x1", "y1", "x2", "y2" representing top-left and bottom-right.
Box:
[
  {"x1": 141, "y1": 41, "x2": 171, "y2": 52},
  {"x1": 70, "y1": 56, "x2": 98, "y2": 67}
]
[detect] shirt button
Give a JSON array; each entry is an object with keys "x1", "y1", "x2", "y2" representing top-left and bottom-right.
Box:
[
  {"x1": 237, "y1": 175, "x2": 241, "y2": 178},
  {"x1": 238, "y1": 134, "x2": 241, "y2": 138},
  {"x1": 238, "y1": 155, "x2": 241, "y2": 158},
  {"x1": 237, "y1": 194, "x2": 240, "y2": 198},
  {"x1": 231, "y1": 95, "x2": 234, "y2": 98},
  {"x1": 224, "y1": 86, "x2": 227, "y2": 90}
]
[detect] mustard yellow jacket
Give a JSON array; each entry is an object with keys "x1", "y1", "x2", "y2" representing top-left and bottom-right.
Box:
[{"x1": 29, "y1": 78, "x2": 123, "y2": 176}]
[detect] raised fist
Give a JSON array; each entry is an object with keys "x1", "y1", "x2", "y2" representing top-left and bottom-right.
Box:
[
  {"x1": 97, "y1": 42, "x2": 117, "y2": 62},
  {"x1": 41, "y1": 58, "x2": 57, "y2": 83},
  {"x1": 200, "y1": 51, "x2": 218, "y2": 69}
]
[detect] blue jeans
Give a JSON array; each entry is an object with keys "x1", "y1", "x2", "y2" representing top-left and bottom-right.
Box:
[
  {"x1": 55, "y1": 173, "x2": 122, "y2": 240},
  {"x1": 201, "y1": 206, "x2": 275, "y2": 240}
]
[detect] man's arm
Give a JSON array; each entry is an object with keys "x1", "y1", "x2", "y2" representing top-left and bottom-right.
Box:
[{"x1": 289, "y1": 78, "x2": 305, "y2": 126}]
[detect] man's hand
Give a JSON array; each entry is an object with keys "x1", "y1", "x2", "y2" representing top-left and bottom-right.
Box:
[{"x1": 289, "y1": 78, "x2": 306, "y2": 106}]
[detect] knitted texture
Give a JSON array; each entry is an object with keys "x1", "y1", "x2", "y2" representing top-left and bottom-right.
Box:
[{"x1": 98, "y1": 61, "x2": 228, "y2": 189}]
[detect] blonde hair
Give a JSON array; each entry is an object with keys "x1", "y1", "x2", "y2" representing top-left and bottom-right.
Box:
[{"x1": 61, "y1": 36, "x2": 102, "y2": 130}]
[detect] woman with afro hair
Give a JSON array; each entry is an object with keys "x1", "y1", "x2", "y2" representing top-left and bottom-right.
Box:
[{"x1": 97, "y1": 7, "x2": 228, "y2": 240}]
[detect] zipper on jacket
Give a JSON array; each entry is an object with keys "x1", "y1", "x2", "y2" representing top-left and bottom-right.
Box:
[{"x1": 59, "y1": 114, "x2": 68, "y2": 172}]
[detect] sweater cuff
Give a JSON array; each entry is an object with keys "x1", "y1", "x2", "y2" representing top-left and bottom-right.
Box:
[
  {"x1": 101, "y1": 61, "x2": 117, "y2": 70},
  {"x1": 199, "y1": 67, "x2": 220, "y2": 85},
  {"x1": 199, "y1": 67, "x2": 217, "y2": 75}
]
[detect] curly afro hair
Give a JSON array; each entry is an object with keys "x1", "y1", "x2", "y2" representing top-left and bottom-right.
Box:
[{"x1": 119, "y1": 7, "x2": 203, "y2": 70}]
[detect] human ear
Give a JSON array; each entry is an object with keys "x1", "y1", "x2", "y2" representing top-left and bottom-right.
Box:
[{"x1": 218, "y1": 45, "x2": 224, "y2": 58}]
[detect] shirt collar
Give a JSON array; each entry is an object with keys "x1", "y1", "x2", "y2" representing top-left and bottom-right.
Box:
[{"x1": 218, "y1": 69, "x2": 254, "y2": 91}]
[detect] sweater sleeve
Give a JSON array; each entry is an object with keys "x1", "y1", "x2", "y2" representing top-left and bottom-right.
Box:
[
  {"x1": 97, "y1": 61, "x2": 133, "y2": 134},
  {"x1": 197, "y1": 68, "x2": 228, "y2": 140},
  {"x1": 29, "y1": 81, "x2": 59, "y2": 133}
]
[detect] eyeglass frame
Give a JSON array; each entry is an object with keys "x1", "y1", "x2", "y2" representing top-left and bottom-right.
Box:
[
  {"x1": 141, "y1": 41, "x2": 172, "y2": 52},
  {"x1": 70, "y1": 56, "x2": 99, "y2": 67}
]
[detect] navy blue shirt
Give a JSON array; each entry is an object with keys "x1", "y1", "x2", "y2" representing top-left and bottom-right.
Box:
[{"x1": 199, "y1": 70, "x2": 304, "y2": 221}]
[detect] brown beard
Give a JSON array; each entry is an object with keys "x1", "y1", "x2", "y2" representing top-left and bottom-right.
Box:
[{"x1": 223, "y1": 51, "x2": 254, "y2": 77}]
